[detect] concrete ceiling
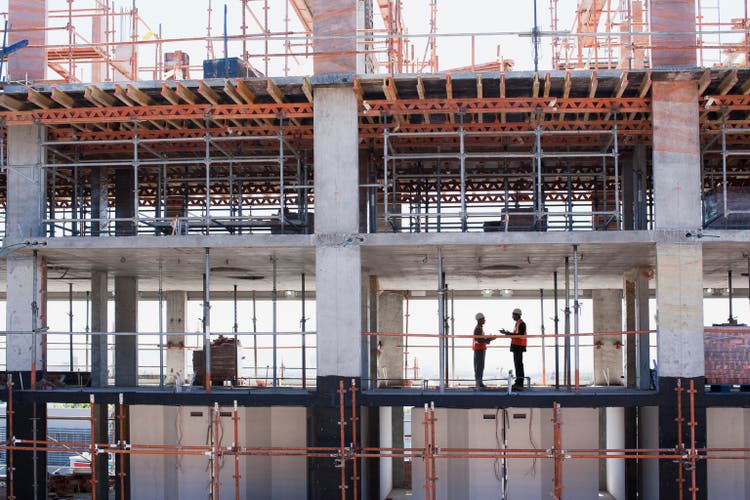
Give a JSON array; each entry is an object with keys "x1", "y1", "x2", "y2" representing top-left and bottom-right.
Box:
[{"x1": 0, "y1": 237, "x2": 746, "y2": 296}]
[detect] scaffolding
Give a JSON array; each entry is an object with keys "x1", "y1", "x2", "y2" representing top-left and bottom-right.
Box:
[{"x1": 1, "y1": 377, "x2": 746, "y2": 499}]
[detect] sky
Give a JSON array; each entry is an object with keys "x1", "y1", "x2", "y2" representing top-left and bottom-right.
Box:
[{"x1": 0, "y1": 0, "x2": 745, "y2": 80}]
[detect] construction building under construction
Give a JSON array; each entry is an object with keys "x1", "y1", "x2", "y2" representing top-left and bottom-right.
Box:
[{"x1": 1, "y1": 0, "x2": 750, "y2": 498}]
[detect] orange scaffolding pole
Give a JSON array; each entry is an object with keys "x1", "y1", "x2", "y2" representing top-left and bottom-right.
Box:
[
  {"x1": 89, "y1": 394, "x2": 98, "y2": 500},
  {"x1": 117, "y1": 394, "x2": 126, "y2": 500},
  {"x1": 232, "y1": 401, "x2": 241, "y2": 500},
  {"x1": 350, "y1": 379, "x2": 359, "y2": 500},
  {"x1": 552, "y1": 401, "x2": 563, "y2": 499},
  {"x1": 676, "y1": 379, "x2": 685, "y2": 499},
  {"x1": 338, "y1": 380, "x2": 347, "y2": 500},
  {"x1": 7, "y1": 374, "x2": 14, "y2": 500}
]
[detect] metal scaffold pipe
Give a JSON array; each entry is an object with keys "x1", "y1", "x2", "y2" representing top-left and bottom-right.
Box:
[
  {"x1": 204, "y1": 248, "x2": 212, "y2": 392},
  {"x1": 564, "y1": 256, "x2": 571, "y2": 389},
  {"x1": 437, "y1": 248, "x2": 445, "y2": 392},
  {"x1": 573, "y1": 245, "x2": 581, "y2": 392},
  {"x1": 272, "y1": 255, "x2": 278, "y2": 387}
]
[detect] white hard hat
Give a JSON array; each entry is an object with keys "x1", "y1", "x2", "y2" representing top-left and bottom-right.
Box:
[
  {"x1": 512, "y1": 308, "x2": 522, "y2": 315},
  {"x1": 475, "y1": 312, "x2": 485, "y2": 320}
]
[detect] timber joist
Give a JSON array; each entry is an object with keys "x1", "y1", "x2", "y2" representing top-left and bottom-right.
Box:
[
  {"x1": 0, "y1": 102, "x2": 314, "y2": 126},
  {"x1": 363, "y1": 97, "x2": 650, "y2": 117}
]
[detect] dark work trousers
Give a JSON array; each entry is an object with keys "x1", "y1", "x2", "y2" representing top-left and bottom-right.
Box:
[
  {"x1": 512, "y1": 349, "x2": 525, "y2": 386},
  {"x1": 474, "y1": 349, "x2": 486, "y2": 386}
]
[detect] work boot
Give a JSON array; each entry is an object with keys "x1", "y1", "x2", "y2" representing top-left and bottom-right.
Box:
[
  {"x1": 511, "y1": 383, "x2": 524, "y2": 392},
  {"x1": 476, "y1": 382, "x2": 486, "y2": 389}
]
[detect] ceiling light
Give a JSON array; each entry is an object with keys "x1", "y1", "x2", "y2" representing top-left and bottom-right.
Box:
[
  {"x1": 705, "y1": 288, "x2": 714, "y2": 295},
  {"x1": 501, "y1": 289, "x2": 514, "y2": 297},
  {"x1": 480, "y1": 289, "x2": 494, "y2": 297},
  {"x1": 284, "y1": 290, "x2": 297, "y2": 298}
]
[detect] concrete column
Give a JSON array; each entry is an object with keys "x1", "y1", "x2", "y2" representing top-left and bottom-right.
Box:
[
  {"x1": 5, "y1": 123, "x2": 47, "y2": 500},
  {"x1": 311, "y1": 85, "x2": 361, "y2": 498},
  {"x1": 378, "y1": 291, "x2": 404, "y2": 387},
  {"x1": 90, "y1": 271, "x2": 108, "y2": 387},
  {"x1": 115, "y1": 168, "x2": 136, "y2": 236},
  {"x1": 165, "y1": 291, "x2": 187, "y2": 382},
  {"x1": 115, "y1": 276, "x2": 138, "y2": 386},
  {"x1": 622, "y1": 146, "x2": 648, "y2": 231},
  {"x1": 623, "y1": 268, "x2": 650, "y2": 390},
  {"x1": 635, "y1": 269, "x2": 650, "y2": 391},
  {"x1": 652, "y1": 65, "x2": 706, "y2": 498},
  {"x1": 91, "y1": 5, "x2": 106, "y2": 82},
  {"x1": 592, "y1": 289, "x2": 623, "y2": 386},
  {"x1": 8, "y1": 0, "x2": 47, "y2": 81},
  {"x1": 314, "y1": 86, "x2": 361, "y2": 380},
  {"x1": 90, "y1": 167, "x2": 109, "y2": 236},
  {"x1": 92, "y1": 403, "x2": 109, "y2": 500},
  {"x1": 312, "y1": 0, "x2": 364, "y2": 74},
  {"x1": 650, "y1": 0, "x2": 697, "y2": 68}
]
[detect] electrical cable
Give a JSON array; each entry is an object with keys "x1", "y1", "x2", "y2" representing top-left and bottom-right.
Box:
[
  {"x1": 493, "y1": 407, "x2": 509, "y2": 499},
  {"x1": 175, "y1": 406, "x2": 183, "y2": 473},
  {"x1": 525, "y1": 409, "x2": 538, "y2": 478}
]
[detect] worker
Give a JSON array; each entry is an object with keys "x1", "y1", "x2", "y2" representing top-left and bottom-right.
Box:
[
  {"x1": 473, "y1": 312, "x2": 497, "y2": 389},
  {"x1": 500, "y1": 308, "x2": 527, "y2": 391}
]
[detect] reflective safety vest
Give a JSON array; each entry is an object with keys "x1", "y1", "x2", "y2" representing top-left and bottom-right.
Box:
[
  {"x1": 473, "y1": 325, "x2": 487, "y2": 351},
  {"x1": 511, "y1": 319, "x2": 527, "y2": 348}
]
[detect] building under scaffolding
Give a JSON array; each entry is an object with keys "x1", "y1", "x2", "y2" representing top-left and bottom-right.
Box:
[{"x1": 2, "y1": 0, "x2": 750, "y2": 499}]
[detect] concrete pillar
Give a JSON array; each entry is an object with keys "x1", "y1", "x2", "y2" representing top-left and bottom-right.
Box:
[
  {"x1": 623, "y1": 268, "x2": 650, "y2": 390},
  {"x1": 115, "y1": 168, "x2": 136, "y2": 236},
  {"x1": 378, "y1": 291, "x2": 404, "y2": 387},
  {"x1": 92, "y1": 403, "x2": 109, "y2": 500},
  {"x1": 8, "y1": 0, "x2": 47, "y2": 82},
  {"x1": 91, "y1": 5, "x2": 106, "y2": 82},
  {"x1": 651, "y1": 50, "x2": 706, "y2": 497},
  {"x1": 90, "y1": 167, "x2": 109, "y2": 236},
  {"x1": 310, "y1": 85, "x2": 361, "y2": 498},
  {"x1": 650, "y1": 0, "x2": 697, "y2": 68},
  {"x1": 5, "y1": 123, "x2": 47, "y2": 499},
  {"x1": 312, "y1": 0, "x2": 364, "y2": 74},
  {"x1": 622, "y1": 146, "x2": 648, "y2": 231},
  {"x1": 592, "y1": 289, "x2": 623, "y2": 386},
  {"x1": 90, "y1": 271, "x2": 108, "y2": 387},
  {"x1": 165, "y1": 291, "x2": 187, "y2": 383},
  {"x1": 314, "y1": 86, "x2": 361, "y2": 380},
  {"x1": 114, "y1": 276, "x2": 138, "y2": 386}
]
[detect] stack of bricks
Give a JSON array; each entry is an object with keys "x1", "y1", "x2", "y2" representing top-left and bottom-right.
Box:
[{"x1": 704, "y1": 328, "x2": 750, "y2": 384}]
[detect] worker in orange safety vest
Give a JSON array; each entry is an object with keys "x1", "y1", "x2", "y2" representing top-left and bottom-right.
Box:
[
  {"x1": 500, "y1": 308, "x2": 527, "y2": 391},
  {"x1": 472, "y1": 312, "x2": 498, "y2": 389}
]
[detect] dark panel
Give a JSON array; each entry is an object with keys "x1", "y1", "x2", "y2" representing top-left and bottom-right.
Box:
[
  {"x1": 10, "y1": 401, "x2": 47, "y2": 500},
  {"x1": 308, "y1": 376, "x2": 360, "y2": 500},
  {"x1": 658, "y1": 376, "x2": 706, "y2": 500}
]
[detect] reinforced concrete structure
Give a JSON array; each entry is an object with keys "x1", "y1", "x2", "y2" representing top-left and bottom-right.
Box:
[{"x1": 1, "y1": 1, "x2": 750, "y2": 499}]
